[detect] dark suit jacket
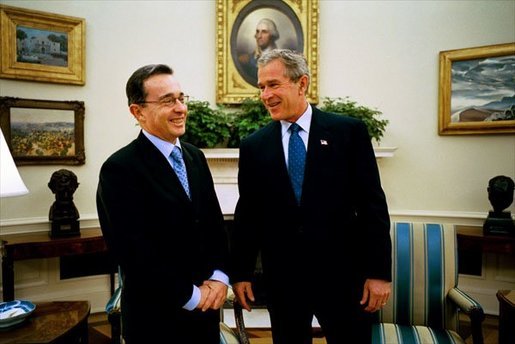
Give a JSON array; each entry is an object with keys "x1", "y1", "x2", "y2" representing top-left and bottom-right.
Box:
[
  {"x1": 97, "y1": 131, "x2": 228, "y2": 339},
  {"x1": 231, "y1": 107, "x2": 391, "y2": 303}
]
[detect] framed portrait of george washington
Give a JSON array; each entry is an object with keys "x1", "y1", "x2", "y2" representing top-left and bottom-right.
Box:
[{"x1": 216, "y1": 0, "x2": 319, "y2": 104}]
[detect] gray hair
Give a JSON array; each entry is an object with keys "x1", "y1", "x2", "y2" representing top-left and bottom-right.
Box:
[
  {"x1": 257, "y1": 49, "x2": 310, "y2": 84},
  {"x1": 257, "y1": 18, "x2": 280, "y2": 41}
]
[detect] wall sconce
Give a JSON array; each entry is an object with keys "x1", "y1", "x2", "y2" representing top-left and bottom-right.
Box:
[{"x1": 0, "y1": 128, "x2": 29, "y2": 197}]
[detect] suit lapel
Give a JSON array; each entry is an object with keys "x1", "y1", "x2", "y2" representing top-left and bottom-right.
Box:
[
  {"x1": 303, "y1": 109, "x2": 335, "y2": 201},
  {"x1": 136, "y1": 133, "x2": 192, "y2": 203},
  {"x1": 266, "y1": 121, "x2": 298, "y2": 205}
]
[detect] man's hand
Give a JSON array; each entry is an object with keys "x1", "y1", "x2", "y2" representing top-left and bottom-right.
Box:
[
  {"x1": 360, "y1": 279, "x2": 391, "y2": 313},
  {"x1": 233, "y1": 281, "x2": 255, "y2": 312},
  {"x1": 197, "y1": 280, "x2": 228, "y2": 312}
]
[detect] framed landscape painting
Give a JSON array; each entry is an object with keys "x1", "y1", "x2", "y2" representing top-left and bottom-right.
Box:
[
  {"x1": 0, "y1": 4, "x2": 85, "y2": 85},
  {"x1": 438, "y1": 42, "x2": 515, "y2": 135},
  {"x1": 0, "y1": 97, "x2": 85, "y2": 165}
]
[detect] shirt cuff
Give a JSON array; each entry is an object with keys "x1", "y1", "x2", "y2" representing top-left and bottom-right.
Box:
[
  {"x1": 210, "y1": 269, "x2": 229, "y2": 286},
  {"x1": 182, "y1": 285, "x2": 200, "y2": 311},
  {"x1": 182, "y1": 270, "x2": 229, "y2": 311}
]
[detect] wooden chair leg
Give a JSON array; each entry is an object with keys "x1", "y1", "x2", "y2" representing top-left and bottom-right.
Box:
[{"x1": 108, "y1": 312, "x2": 121, "y2": 344}]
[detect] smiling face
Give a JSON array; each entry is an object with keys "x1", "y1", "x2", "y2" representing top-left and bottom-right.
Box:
[
  {"x1": 257, "y1": 59, "x2": 308, "y2": 122},
  {"x1": 129, "y1": 73, "x2": 187, "y2": 144}
]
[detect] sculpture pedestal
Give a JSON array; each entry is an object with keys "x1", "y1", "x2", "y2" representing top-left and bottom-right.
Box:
[
  {"x1": 483, "y1": 211, "x2": 515, "y2": 236},
  {"x1": 50, "y1": 219, "x2": 80, "y2": 238}
]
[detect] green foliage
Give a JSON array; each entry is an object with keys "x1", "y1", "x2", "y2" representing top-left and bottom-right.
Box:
[
  {"x1": 182, "y1": 100, "x2": 231, "y2": 148},
  {"x1": 182, "y1": 98, "x2": 271, "y2": 148},
  {"x1": 183, "y1": 97, "x2": 389, "y2": 148},
  {"x1": 228, "y1": 97, "x2": 271, "y2": 148},
  {"x1": 320, "y1": 97, "x2": 389, "y2": 143}
]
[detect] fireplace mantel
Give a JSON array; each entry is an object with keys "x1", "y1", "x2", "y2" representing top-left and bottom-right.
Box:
[
  {"x1": 202, "y1": 147, "x2": 397, "y2": 216},
  {"x1": 202, "y1": 147, "x2": 397, "y2": 161}
]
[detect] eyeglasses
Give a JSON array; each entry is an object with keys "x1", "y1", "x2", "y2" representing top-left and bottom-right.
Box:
[{"x1": 139, "y1": 94, "x2": 189, "y2": 107}]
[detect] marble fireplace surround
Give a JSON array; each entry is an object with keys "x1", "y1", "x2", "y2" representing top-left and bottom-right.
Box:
[{"x1": 203, "y1": 147, "x2": 397, "y2": 216}]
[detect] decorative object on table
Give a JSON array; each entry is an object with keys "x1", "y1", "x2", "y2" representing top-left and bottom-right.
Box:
[
  {"x1": 483, "y1": 175, "x2": 515, "y2": 236},
  {"x1": 0, "y1": 300, "x2": 35, "y2": 329},
  {"x1": 0, "y1": 4, "x2": 85, "y2": 85},
  {"x1": 48, "y1": 169, "x2": 80, "y2": 238},
  {"x1": 0, "y1": 127, "x2": 28, "y2": 197},
  {"x1": 0, "y1": 97, "x2": 85, "y2": 166}
]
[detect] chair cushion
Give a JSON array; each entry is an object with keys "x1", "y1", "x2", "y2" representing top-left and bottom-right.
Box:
[
  {"x1": 380, "y1": 222, "x2": 459, "y2": 330},
  {"x1": 372, "y1": 323, "x2": 465, "y2": 344}
]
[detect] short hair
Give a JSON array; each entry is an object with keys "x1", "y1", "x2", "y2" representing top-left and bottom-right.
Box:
[
  {"x1": 48, "y1": 169, "x2": 79, "y2": 194},
  {"x1": 126, "y1": 64, "x2": 173, "y2": 106},
  {"x1": 257, "y1": 49, "x2": 310, "y2": 84},
  {"x1": 257, "y1": 18, "x2": 280, "y2": 41},
  {"x1": 488, "y1": 175, "x2": 515, "y2": 212}
]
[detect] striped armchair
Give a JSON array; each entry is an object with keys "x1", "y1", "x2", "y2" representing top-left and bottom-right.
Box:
[{"x1": 372, "y1": 222, "x2": 485, "y2": 344}]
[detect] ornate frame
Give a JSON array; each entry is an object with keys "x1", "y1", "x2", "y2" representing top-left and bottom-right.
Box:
[
  {"x1": 216, "y1": 0, "x2": 319, "y2": 104},
  {"x1": 0, "y1": 97, "x2": 85, "y2": 165},
  {"x1": 0, "y1": 4, "x2": 85, "y2": 85},
  {"x1": 438, "y1": 42, "x2": 515, "y2": 135}
]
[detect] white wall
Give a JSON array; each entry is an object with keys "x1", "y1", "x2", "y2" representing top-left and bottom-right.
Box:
[
  {"x1": 1, "y1": 0, "x2": 514, "y2": 314},
  {"x1": 1, "y1": 0, "x2": 513, "y2": 225}
]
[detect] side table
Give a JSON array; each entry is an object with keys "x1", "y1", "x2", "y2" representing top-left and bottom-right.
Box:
[
  {"x1": 497, "y1": 290, "x2": 515, "y2": 344},
  {"x1": 0, "y1": 228, "x2": 111, "y2": 301},
  {"x1": 0, "y1": 301, "x2": 90, "y2": 344}
]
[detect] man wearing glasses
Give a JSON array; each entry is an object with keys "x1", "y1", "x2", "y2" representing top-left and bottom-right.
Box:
[{"x1": 97, "y1": 64, "x2": 229, "y2": 343}]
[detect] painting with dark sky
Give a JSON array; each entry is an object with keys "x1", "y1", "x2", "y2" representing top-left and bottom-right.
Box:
[{"x1": 450, "y1": 55, "x2": 514, "y2": 122}]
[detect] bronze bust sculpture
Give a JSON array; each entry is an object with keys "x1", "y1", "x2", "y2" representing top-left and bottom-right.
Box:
[
  {"x1": 483, "y1": 175, "x2": 515, "y2": 236},
  {"x1": 48, "y1": 169, "x2": 80, "y2": 238}
]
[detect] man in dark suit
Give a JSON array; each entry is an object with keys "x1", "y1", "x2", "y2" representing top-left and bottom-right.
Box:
[
  {"x1": 230, "y1": 50, "x2": 391, "y2": 344},
  {"x1": 97, "y1": 64, "x2": 228, "y2": 343}
]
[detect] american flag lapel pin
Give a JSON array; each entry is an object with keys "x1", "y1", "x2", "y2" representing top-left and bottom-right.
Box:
[{"x1": 320, "y1": 139, "x2": 328, "y2": 146}]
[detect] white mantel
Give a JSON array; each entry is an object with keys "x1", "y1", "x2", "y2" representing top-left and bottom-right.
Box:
[{"x1": 202, "y1": 147, "x2": 397, "y2": 216}]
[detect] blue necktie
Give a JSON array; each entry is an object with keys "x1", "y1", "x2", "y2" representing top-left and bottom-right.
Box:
[
  {"x1": 288, "y1": 123, "x2": 306, "y2": 205},
  {"x1": 170, "y1": 146, "x2": 190, "y2": 199}
]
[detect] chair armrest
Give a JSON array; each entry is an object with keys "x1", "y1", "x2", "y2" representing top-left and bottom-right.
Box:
[
  {"x1": 106, "y1": 285, "x2": 122, "y2": 314},
  {"x1": 448, "y1": 287, "x2": 485, "y2": 344}
]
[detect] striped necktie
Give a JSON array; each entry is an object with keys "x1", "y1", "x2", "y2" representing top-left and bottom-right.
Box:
[
  {"x1": 170, "y1": 146, "x2": 190, "y2": 199},
  {"x1": 288, "y1": 123, "x2": 306, "y2": 205}
]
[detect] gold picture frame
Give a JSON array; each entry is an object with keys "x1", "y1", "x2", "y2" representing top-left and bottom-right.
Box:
[
  {"x1": 0, "y1": 97, "x2": 85, "y2": 165},
  {"x1": 438, "y1": 42, "x2": 515, "y2": 135},
  {"x1": 216, "y1": 0, "x2": 319, "y2": 104},
  {"x1": 0, "y1": 4, "x2": 85, "y2": 85}
]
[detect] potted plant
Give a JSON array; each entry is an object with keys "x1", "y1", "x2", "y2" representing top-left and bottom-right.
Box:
[
  {"x1": 228, "y1": 97, "x2": 271, "y2": 148},
  {"x1": 183, "y1": 97, "x2": 389, "y2": 148},
  {"x1": 181, "y1": 100, "x2": 231, "y2": 148},
  {"x1": 319, "y1": 97, "x2": 389, "y2": 144}
]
